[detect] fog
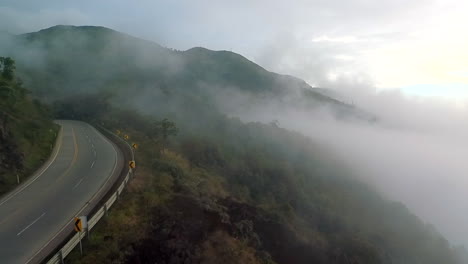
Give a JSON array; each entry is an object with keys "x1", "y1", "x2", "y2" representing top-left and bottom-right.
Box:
[
  {"x1": 1, "y1": 22, "x2": 468, "y2": 249},
  {"x1": 214, "y1": 80, "x2": 468, "y2": 247}
]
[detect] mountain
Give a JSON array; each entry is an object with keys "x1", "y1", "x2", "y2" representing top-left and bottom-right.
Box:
[
  {"x1": 1, "y1": 25, "x2": 373, "y2": 122},
  {"x1": 1, "y1": 26, "x2": 462, "y2": 264}
]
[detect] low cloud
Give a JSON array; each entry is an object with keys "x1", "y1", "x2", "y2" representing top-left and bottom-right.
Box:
[{"x1": 217, "y1": 77, "x2": 468, "y2": 247}]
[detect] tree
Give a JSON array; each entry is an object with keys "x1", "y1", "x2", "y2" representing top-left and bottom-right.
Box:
[
  {"x1": 160, "y1": 118, "x2": 178, "y2": 140},
  {"x1": 149, "y1": 118, "x2": 178, "y2": 142},
  {"x1": 0, "y1": 57, "x2": 15, "y2": 81},
  {"x1": 148, "y1": 118, "x2": 178, "y2": 159}
]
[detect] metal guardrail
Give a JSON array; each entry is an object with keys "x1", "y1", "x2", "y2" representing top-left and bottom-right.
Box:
[
  {"x1": 45, "y1": 170, "x2": 132, "y2": 264},
  {"x1": 44, "y1": 125, "x2": 135, "y2": 264}
]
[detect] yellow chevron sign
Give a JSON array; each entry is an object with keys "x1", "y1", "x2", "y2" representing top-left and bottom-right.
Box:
[
  {"x1": 129, "y1": 160, "x2": 136, "y2": 169},
  {"x1": 74, "y1": 216, "x2": 87, "y2": 232},
  {"x1": 74, "y1": 217, "x2": 82, "y2": 232}
]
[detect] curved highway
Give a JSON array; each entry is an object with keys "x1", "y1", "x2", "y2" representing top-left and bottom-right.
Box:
[{"x1": 0, "y1": 120, "x2": 123, "y2": 264}]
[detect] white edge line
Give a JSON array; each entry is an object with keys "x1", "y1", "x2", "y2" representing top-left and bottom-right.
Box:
[
  {"x1": 72, "y1": 178, "x2": 84, "y2": 190},
  {"x1": 90, "y1": 161, "x2": 95, "y2": 169},
  {"x1": 0, "y1": 126, "x2": 63, "y2": 207},
  {"x1": 25, "y1": 122, "x2": 122, "y2": 264},
  {"x1": 17, "y1": 212, "x2": 46, "y2": 236}
]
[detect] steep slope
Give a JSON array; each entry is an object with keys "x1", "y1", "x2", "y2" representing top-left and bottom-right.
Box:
[
  {"x1": 0, "y1": 57, "x2": 58, "y2": 195},
  {"x1": 13, "y1": 26, "x2": 311, "y2": 94},
  {"x1": 1, "y1": 26, "x2": 462, "y2": 263},
  {"x1": 59, "y1": 97, "x2": 463, "y2": 264},
  {"x1": 1, "y1": 25, "x2": 372, "y2": 121}
]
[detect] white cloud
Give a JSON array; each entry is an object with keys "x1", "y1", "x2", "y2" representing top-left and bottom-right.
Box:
[
  {"x1": 226, "y1": 81, "x2": 468, "y2": 247},
  {"x1": 3, "y1": 0, "x2": 468, "y2": 248},
  {"x1": 4, "y1": 0, "x2": 467, "y2": 94}
]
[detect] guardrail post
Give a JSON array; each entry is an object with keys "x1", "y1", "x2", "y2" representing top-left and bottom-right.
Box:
[
  {"x1": 59, "y1": 250, "x2": 64, "y2": 264},
  {"x1": 45, "y1": 125, "x2": 135, "y2": 264},
  {"x1": 104, "y1": 204, "x2": 108, "y2": 217},
  {"x1": 79, "y1": 231, "x2": 83, "y2": 256}
]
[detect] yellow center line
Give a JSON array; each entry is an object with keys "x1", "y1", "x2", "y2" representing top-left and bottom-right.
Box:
[
  {"x1": 25, "y1": 123, "x2": 121, "y2": 264},
  {"x1": 71, "y1": 127, "x2": 79, "y2": 166},
  {"x1": 54, "y1": 127, "x2": 79, "y2": 183}
]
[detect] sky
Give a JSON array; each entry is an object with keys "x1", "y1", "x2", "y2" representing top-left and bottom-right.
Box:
[
  {"x1": 3, "y1": 0, "x2": 468, "y2": 248},
  {"x1": 1, "y1": 0, "x2": 468, "y2": 101}
]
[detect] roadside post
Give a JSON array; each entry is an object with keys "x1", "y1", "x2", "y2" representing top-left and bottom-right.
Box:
[{"x1": 74, "y1": 216, "x2": 88, "y2": 256}]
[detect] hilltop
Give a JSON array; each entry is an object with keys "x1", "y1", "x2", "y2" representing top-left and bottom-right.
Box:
[
  {"x1": 2, "y1": 25, "x2": 372, "y2": 122},
  {"x1": 0, "y1": 25, "x2": 463, "y2": 264}
]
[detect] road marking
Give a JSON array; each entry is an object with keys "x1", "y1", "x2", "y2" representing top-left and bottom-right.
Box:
[
  {"x1": 26, "y1": 123, "x2": 122, "y2": 264},
  {"x1": 17, "y1": 212, "x2": 46, "y2": 236},
  {"x1": 91, "y1": 143, "x2": 95, "y2": 148},
  {"x1": 72, "y1": 128, "x2": 79, "y2": 162},
  {"x1": 54, "y1": 127, "x2": 79, "y2": 183},
  {"x1": 91, "y1": 160, "x2": 95, "y2": 168},
  {"x1": 0, "y1": 126, "x2": 63, "y2": 207},
  {"x1": 72, "y1": 178, "x2": 84, "y2": 190},
  {"x1": 97, "y1": 125, "x2": 134, "y2": 161}
]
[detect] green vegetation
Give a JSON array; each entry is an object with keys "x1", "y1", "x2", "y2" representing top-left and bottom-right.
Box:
[
  {"x1": 1, "y1": 26, "x2": 464, "y2": 263},
  {"x1": 58, "y1": 93, "x2": 462, "y2": 264},
  {"x1": 0, "y1": 57, "x2": 58, "y2": 195},
  {"x1": 3, "y1": 25, "x2": 372, "y2": 121}
]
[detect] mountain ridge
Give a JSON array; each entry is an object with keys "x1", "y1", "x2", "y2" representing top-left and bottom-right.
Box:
[
  {"x1": 2, "y1": 25, "x2": 374, "y2": 122},
  {"x1": 1, "y1": 25, "x2": 466, "y2": 264}
]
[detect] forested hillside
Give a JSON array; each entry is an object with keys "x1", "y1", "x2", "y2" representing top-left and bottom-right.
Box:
[
  {"x1": 0, "y1": 57, "x2": 58, "y2": 195},
  {"x1": 1, "y1": 25, "x2": 374, "y2": 122},
  {"x1": 0, "y1": 26, "x2": 464, "y2": 263},
  {"x1": 60, "y1": 94, "x2": 463, "y2": 264}
]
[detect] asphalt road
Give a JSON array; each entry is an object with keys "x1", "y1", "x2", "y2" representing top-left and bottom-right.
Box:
[{"x1": 0, "y1": 120, "x2": 123, "y2": 264}]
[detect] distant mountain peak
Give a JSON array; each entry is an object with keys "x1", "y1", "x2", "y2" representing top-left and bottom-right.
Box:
[
  {"x1": 2, "y1": 24, "x2": 376, "y2": 121},
  {"x1": 37, "y1": 25, "x2": 116, "y2": 33}
]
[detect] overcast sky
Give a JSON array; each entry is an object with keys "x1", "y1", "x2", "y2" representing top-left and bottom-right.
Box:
[
  {"x1": 1, "y1": 0, "x2": 468, "y2": 100},
  {"x1": 4, "y1": 0, "x2": 468, "y2": 247}
]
